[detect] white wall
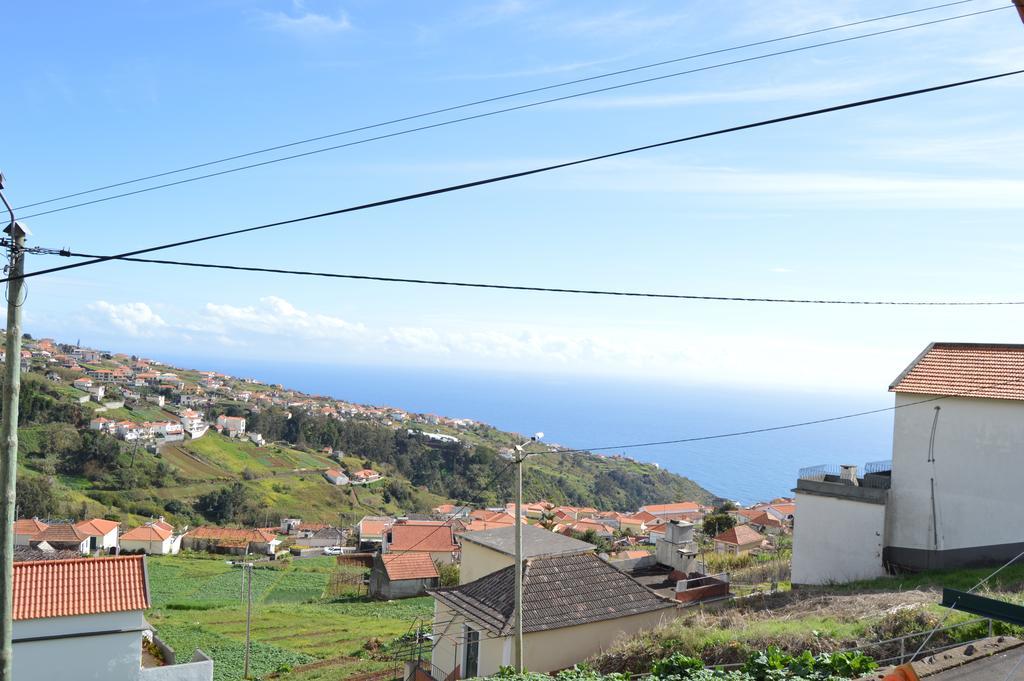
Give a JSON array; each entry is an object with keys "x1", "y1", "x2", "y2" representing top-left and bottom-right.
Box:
[
  {"x1": 14, "y1": 610, "x2": 144, "y2": 681},
  {"x1": 791, "y1": 491, "x2": 886, "y2": 585},
  {"x1": 889, "y1": 394, "x2": 1024, "y2": 554}
]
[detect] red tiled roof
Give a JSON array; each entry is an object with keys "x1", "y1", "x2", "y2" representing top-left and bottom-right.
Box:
[
  {"x1": 121, "y1": 525, "x2": 172, "y2": 542},
  {"x1": 640, "y1": 502, "x2": 701, "y2": 515},
  {"x1": 186, "y1": 526, "x2": 276, "y2": 543},
  {"x1": 14, "y1": 555, "x2": 149, "y2": 620},
  {"x1": 714, "y1": 525, "x2": 765, "y2": 546},
  {"x1": 382, "y1": 553, "x2": 439, "y2": 581},
  {"x1": 33, "y1": 524, "x2": 88, "y2": 544},
  {"x1": 13, "y1": 518, "x2": 48, "y2": 536},
  {"x1": 359, "y1": 516, "x2": 394, "y2": 538},
  {"x1": 387, "y1": 523, "x2": 458, "y2": 553},
  {"x1": 74, "y1": 518, "x2": 120, "y2": 537},
  {"x1": 890, "y1": 343, "x2": 1024, "y2": 401},
  {"x1": 748, "y1": 512, "x2": 783, "y2": 528}
]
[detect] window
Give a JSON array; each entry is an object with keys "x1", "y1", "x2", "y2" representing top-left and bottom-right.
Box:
[{"x1": 463, "y1": 626, "x2": 480, "y2": 678}]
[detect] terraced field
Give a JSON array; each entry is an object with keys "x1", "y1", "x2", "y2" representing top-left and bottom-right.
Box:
[{"x1": 146, "y1": 554, "x2": 431, "y2": 681}]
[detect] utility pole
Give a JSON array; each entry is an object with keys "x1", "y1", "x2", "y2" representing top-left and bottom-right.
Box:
[
  {"x1": 244, "y1": 562, "x2": 253, "y2": 680},
  {"x1": 512, "y1": 432, "x2": 542, "y2": 673},
  {"x1": 0, "y1": 173, "x2": 27, "y2": 681}
]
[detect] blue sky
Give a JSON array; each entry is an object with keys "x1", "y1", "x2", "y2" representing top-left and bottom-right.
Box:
[{"x1": 4, "y1": 0, "x2": 1024, "y2": 395}]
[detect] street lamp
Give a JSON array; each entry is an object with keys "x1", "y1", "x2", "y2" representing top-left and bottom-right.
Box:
[{"x1": 513, "y1": 432, "x2": 542, "y2": 672}]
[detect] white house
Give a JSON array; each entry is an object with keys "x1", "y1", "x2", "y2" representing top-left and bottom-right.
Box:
[
  {"x1": 793, "y1": 342, "x2": 1024, "y2": 585},
  {"x1": 215, "y1": 414, "x2": 246, "y2": 437},
  {"x1": 74, "y1": 518, "x2": 120, "y2": 553},
  {"x1": 120, "y1": 523, "x2": 178, "y2": 555},
  {"x1": 13, "y1": 555, "x2": 212, "y2": 681},
  {"x1": 13, "y1": 518, "x2": 48, "y2": 547},
  {"x1": 323, "y1": 469, "x2": 349, "y2": 485}
]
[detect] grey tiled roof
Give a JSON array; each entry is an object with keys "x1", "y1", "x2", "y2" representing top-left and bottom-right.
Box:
[
  {"x1": 429, "y1": 552, "x2": 676, "y2": 635},
  {"x1": 460, "y1": 524, "x2": 594, "y2": 558}
]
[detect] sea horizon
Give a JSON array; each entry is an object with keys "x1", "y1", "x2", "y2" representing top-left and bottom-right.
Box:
[{"x1": 159, "y1": 356, "x2": 896, "y2": 505}]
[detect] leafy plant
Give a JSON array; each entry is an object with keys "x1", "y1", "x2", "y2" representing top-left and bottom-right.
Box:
[{"x1": 651, "y1": 653, "x2": 705, "y2": 678}]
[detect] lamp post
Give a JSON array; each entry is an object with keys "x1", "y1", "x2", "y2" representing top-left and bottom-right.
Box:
[{"x1": 513, "y1": 431, "x2": 542, "y2": 673}]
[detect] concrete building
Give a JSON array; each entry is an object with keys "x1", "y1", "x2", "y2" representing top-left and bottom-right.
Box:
[
  {"x1": 458, "y1": 524, "x2": 594, "y2": 584},
  {"x1": 793, "y1": 342, "x2": 1024, "y2": 585},
  {"x1": 181, "y1": 527, "x2": 279, "y2": 556},
  {"x1": 30, "y1": 524, "x2": 90, "y2": 554},
  {"x1": 12, "y1": 555, "x2": 213, "y2": 681},
  {"x1": 429, "y1": 552, "x2": 677, "y2": 678},
  {"x1": 383, "y1": 521, "x2": 459, "y2": 565},
  {"x1": 369, "y1": 553, "x2": 439, "y2": 600},
  {"x1": 13, "y1": 518, "x2": 48, "y2": 547}
]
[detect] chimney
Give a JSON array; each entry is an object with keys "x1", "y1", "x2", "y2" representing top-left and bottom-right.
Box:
[{"x1": 840, "y1": 465, "x2": 859, "y2": 486}]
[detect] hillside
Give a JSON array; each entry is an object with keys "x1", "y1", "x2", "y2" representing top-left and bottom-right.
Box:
[{"x1": 7, "y1": 336, "x2": 719, "y2": 527}]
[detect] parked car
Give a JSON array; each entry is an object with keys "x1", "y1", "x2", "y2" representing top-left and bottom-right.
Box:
[{"x1": 323, "y1": 546, "x2": 343, "y2": 555}]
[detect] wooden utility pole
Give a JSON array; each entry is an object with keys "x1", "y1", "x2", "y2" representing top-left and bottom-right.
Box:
[{"x1": 0, "y1": 173, "x2": 28, "y2": 681}]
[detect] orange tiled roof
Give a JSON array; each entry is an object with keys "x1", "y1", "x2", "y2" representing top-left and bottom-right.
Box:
[
  {"x1": 387, "y1": 523, "x2": 458, "y2": 553},
  {"x1": 748, "y1": 512, "x2": 783, "y2": 528},
  {"x1": 33, "y1": 524, "x2": 88, "y2": 544},
  {"x1": 359, "y1": 516, "x2": 394, "y2": 537},
  {"x1": 13, "y1": 555, "x2": 149, "y2": 620},
  {"x1": 890, "y1": 343, "x2": 1024, "y2": 401},
  {"x1": 714, "y1": 525, "x2": 765, "y2": 546},
  {"x1": 641, "y1": 502, "x2": 701, "y2": 514},
  {"x1": 186, "y1": 526, "x2": 276, "y2": 543},
  {"x1": 13, "y1": 518, "x2": 48, "y2": 536},
  {"x1": 382, "y1": 553, "x2": 439, "y2": 581},
  {"x1": 121, "y1": 525, "x2": 172, "y2": 542},
  {"x1": 74, "y1": 518, "x2": 120, "y2": 537}
]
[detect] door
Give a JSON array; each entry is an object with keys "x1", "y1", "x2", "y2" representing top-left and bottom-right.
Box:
[{"x1": 463, "y1": 627, "x2": 480, "y2": 678}]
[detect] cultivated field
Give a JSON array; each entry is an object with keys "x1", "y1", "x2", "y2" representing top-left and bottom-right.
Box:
[{"x1": 147, "y1": 554, "x2": 433, "y2": 681}]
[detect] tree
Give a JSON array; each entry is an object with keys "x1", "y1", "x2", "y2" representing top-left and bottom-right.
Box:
[
  {"x1": 702, "y1": 513, "x2": 736, "y2": 537},
  {"x1": 16, "y1": 476, "x2": 59, "y2": 518},
  {"x1": 436, "y1": 561, "x2": 459, "y2": 587},
  {"x1": 195, "y1": 482, "x2": 250, "y2": 523},
  {"x1": 714, "y1": 501, "x2": 738, "y2": 514}
]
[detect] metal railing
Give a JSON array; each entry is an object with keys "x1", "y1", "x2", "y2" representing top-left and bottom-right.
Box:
[
  {"x1": 864, "y1": 459, "x2": 893, "y2": 474},
  {"x1": 797, "y1": 463, "x2": 841, "y2": 481}
]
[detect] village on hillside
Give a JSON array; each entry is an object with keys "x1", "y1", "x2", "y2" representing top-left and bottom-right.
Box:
[{"x1": 6, "y1": 338, "x2": 1024, "y2": 681}]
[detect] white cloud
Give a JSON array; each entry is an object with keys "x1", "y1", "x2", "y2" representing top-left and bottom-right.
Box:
[
  {"x1": 257, "y1": 2, "x2": 351, "y2": 36},
  {"x1": 198, "y1": 296, "x2": 365, "y2": 340},
  {"x1": 563, "y1": 159, "x2": 1024, "y2": 209},
  {"x1": 88, "y1": 302, "x2": 167, "y2": 338}
]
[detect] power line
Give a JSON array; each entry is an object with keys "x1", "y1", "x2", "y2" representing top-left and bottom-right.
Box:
[
  {"x1": 39, "y1": 248, "x2": 1024, "y2": 306},
  {"x1": 550, "y1": 375, "x2": 1024, "y2": 456},
  {"x1": 7, "y1": 67, "x2": 1024, "y2": 285},
  {"x1": 14, "y1": 3, "x2": 1013, "y2": 220},
  {"x1": 11, "y1": 0, "x2": 986, "y2": 212}
]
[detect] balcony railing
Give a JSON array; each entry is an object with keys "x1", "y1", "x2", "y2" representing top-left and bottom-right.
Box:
[{"x1": 797, "y1": 461, "x2": 891, "y2": 490}]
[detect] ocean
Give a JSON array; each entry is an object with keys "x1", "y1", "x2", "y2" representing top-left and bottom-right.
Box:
[{"x1": 161, "y1": 358, "x2": 895, "y2": 505}]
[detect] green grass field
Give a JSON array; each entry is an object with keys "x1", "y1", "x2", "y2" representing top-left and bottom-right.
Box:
[{"x1": 147, "y1": 554, "x2": 431, "y2": 681}]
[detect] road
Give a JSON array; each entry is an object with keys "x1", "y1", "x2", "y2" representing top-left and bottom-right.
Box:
[{"x1": 928, "y1": 647, "x2": 1024, "y2": 681}]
